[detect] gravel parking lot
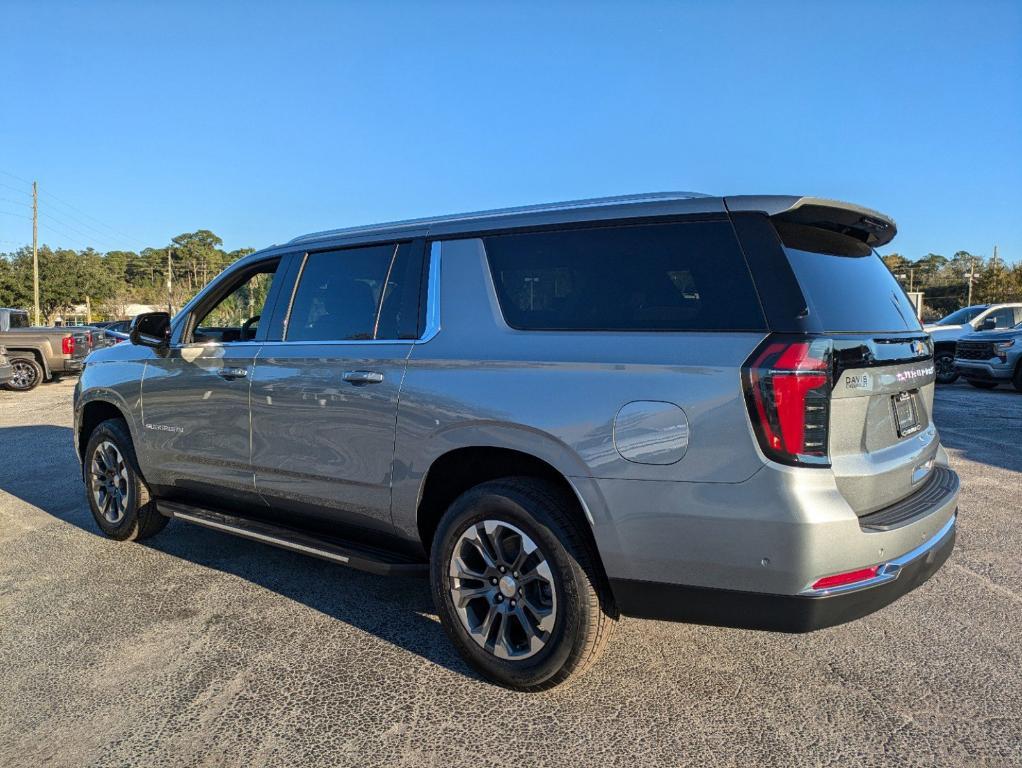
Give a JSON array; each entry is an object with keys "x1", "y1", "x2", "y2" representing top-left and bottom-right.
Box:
[{"x1": 1, "y1": 380, "x2": 1020, "y2": 767}]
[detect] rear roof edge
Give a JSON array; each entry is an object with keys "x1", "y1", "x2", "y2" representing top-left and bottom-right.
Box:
[{"x1": 725, "y1": 195, "x2": 897, "y2": 248}]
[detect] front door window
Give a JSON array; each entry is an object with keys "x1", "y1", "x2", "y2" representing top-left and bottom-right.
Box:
[{"x1": 190, "y1": 264, "x2": 278, "y2": 344}]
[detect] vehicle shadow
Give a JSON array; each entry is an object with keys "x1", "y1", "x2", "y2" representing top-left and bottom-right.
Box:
[
  {"x1": 931, "y1": 385, "x2": 1022, "y2": 474},
  {"x1": 0, "y1": 424, "x2": 476, "y2": 682}
]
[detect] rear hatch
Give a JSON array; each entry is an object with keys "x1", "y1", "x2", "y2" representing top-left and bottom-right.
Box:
[{"x1": 730, "y1": 197, "x2": 939, "y2": 516}]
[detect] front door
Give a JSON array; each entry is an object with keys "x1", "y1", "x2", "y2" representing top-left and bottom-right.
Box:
[
  {"x1": 250, "y1": 240, "x2": 426, "y2": 534},
  {"x1": 140, "y1": 259, "x2": 282, "y2": 507}
]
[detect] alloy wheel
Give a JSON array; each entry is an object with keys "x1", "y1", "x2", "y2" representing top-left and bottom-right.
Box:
[
  {"x1": 448, "y1": 519, "x2": 557, "y2": 660},
  {"x1": 935, "y1": 353, "x2": 956, "y2": 381},
  {"x1": 90, "y1": 440, "x2": 130, "y2": 524},
  {"x1": 10, "y1": 360, "x2": 38, "y2": 390}
]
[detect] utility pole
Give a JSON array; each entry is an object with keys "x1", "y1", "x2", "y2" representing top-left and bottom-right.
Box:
[
  {"x1": 967, "y1": 257, "x2": 976, "y2": 306},
  {"x1": 166, "y1": 248, "x2": 173, "y2": 315},
  {"x1": 908, "y1": 268, "x2": 914, "y2": 293},
  {"x1": 32, "y1": 181, "x2": 40, "y2": 325}
]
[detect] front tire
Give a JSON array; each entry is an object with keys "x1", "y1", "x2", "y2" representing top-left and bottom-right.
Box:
[
  {"x1": 84, "y1": 418, "x2": 168, "y2": 541},
  {"x1": 4, "y1": 356, "x2": 43, "y2": 391},
  {"x1": 935, "y1": 350, "x2": 958, "y2": 384},
  {"x1": 430, "y1": 477, "x2": 614, "y2": 691}
]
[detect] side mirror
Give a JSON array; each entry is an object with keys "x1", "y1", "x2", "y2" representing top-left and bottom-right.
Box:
[
  {"x1": 979, "y1": 318, "x2": 997, "y2": 331},
  {"x1": 129, "y1": 312, "x2": 171, "y2": 349}
]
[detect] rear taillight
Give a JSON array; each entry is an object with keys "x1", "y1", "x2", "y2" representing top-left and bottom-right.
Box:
[
  {"x1": 62, "y1": 335, "x2": 75, "y2": 355},
  {"x1": 743, "y1": 335, "x2": 833, "y2": 467}
]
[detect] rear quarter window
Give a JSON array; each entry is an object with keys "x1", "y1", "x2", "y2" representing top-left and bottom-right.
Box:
[
  {"x1": 482, "y1": 221, "x2": 766, "y2": 332},
  {"x1": 776, "y1": 222, "x2": 922, "y2": 334}
]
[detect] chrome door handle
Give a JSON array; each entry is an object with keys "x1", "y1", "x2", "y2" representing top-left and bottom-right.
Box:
[
  {"x1": 342, "y1": 370, "x2": 384, "y2": 384},
  {"x1": 217, "y1": 367, "x2": 249, "y2": 380}
]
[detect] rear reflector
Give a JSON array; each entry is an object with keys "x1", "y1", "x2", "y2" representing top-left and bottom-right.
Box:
[
  {"x1": 61, "y1": 335, "x2": 75, "y2": 355},
  {"x1": 811, "y1": 566, "x2": 879, "y2": 591},
  {"x1": 742, "y1": 335, "x2": 833, "y2": 467}
]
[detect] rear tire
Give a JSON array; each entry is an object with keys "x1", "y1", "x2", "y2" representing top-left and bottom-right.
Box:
[
  {"x1": 3, "y1": 356, "x2": 43, "y2": 391},
  {"x1": 430, "y1": 477, "x2": 614, "y2": 691},
  {"x1": 967, "y1": 379, "x2": 998, "y2": 390},
  {"x1": 935, "y1": 350, "x2": 958, "y2": 384},
  {"x1": 84, "y1": 418, "x2": 168, "y2": 541}
]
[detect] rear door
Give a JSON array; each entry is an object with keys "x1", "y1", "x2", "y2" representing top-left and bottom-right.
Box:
[{"x1": 250, "y1": 239, "x2": 427, "y2": 534}]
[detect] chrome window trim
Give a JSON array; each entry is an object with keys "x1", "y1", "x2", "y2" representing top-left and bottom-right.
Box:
[
  {"x1": 799, "y1": 514, "x2": 956, "y2": 597},
  {"x1": 420, "y1": 240, "x2": 442, "y2": 343}
]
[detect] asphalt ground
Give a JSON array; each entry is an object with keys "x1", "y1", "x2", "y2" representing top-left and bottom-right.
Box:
[{"x1": 0, "y1": 379, "x2": 1020, "y2": 767}]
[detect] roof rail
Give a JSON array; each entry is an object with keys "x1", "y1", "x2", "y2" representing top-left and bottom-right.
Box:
[{"x1": 287, "y1": 191, "x2": 711, "y2": 245}]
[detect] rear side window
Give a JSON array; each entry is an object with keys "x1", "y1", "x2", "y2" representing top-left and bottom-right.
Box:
[
  {"x1": 482, "y1": 221, "x2": 766, "y2": 331},
  {"x1": 286, "y1": 242, "x2": 424, "y2": 342},
  {"x1": 777, "y1": 222, "x2": 922, "y2": 333}
]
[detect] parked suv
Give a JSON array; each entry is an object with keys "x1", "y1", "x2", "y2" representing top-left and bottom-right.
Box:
[
  {"x1": 954, "y1": 320, "x2": 1022, "y2": 391},
  {"x1": 73, "y1": 193, "x2": 959, "y2": 690},
  {"x1": 925, "y1": 303, "x2": 1022, "y2": 383}
]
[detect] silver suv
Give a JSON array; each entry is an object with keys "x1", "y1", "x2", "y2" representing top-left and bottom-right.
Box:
[{"x1": 73, "y1": 193, "x2": 959, "y2": 690}]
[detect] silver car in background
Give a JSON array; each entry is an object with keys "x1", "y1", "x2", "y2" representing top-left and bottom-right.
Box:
[{"x1": 73, "y1": 193, "x2": 959, "y2": 690}]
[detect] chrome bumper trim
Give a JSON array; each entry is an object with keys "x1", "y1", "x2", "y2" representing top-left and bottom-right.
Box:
[{"x1": 800, "y1": 514, "x2": 957, "y2": 597}]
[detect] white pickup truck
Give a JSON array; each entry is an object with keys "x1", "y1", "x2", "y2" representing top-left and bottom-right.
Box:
[{"x1": 925, "y1": 303, "x2": 1022, "y2": 383}]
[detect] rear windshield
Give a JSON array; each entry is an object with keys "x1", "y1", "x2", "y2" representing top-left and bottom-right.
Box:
[
  {"x1": 935, "y1": 306, "x2": 985, "y2": 326},
  {"x1": 8, "y1": 312, "x2": 29, "y2": 328},
  {"x1": 777, "y1": 222, "x2": 922, "y2": 333},
  {"x1": 483, "y1": 221, "x2": 767, "y2": 332}
]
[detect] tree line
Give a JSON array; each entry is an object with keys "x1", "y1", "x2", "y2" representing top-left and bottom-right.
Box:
[
  {"x1": 0, "y1": 232, "x2": 1019, "y2": 324},
  {"x1": 0, "y1": 230, "x2": 254, "y2": 321},
  {"x1": 881, "y1": 250, "x2": 1022, "y2": 321}
]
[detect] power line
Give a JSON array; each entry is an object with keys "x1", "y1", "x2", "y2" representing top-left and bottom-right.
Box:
[
  {"x1": 0, "y1": 170, "x2": 33, "y2": 187},
  {"x1": 37, "y1": 197, "x2": 138, "y2": 248},
  {"x1": 0, "y1": 209, "x2": 32, "y2": 220},
  {"x1": 39, "y1": 209, "x2": 119, "y2": 248},
  {"x1": 0, "y1": 180, "x2": 32, "y2": 197},
  {"x1": 1, "y1": 170, "x2": 146, "y2": 248},
  {"x1": 0, "y1": 197, "x2": 31, "y2": 208},
  {"x1": 38, "y1": 187, "x2": 146, "y2": 247}
]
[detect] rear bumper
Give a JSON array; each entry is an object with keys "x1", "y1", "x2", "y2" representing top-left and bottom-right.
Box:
[
  {"x1": 61, "y1": 359, "x2": 85, "y2": 374},
  {"x1": 954, "y1": 360, "x2": 1011, "y2": 381},
  {"x1": 612, "y1": 513, "x2": 956, "y2": 632}
]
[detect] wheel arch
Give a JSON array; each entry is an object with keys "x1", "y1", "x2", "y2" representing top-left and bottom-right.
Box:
[
  {"x1": 5, "y1": 347, "x2": 50, "y2": 379},
  {"x1": 76, "y1": 393, "x2": 139, "y2": 467},
  {"x1": 414, "y1": 443, "x2": 615, "y2": 613}
]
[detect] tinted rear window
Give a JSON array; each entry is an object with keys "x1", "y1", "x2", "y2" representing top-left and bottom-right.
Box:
[
  {"x1": 9, "y1": 312, "x2": 29, "y2": 328},
  {"x1": 483, "y1": 221, "x2": 766, "y2": 332},
  {"x1": 777, "y1": 222, "x2": 922, "y2": 333}
]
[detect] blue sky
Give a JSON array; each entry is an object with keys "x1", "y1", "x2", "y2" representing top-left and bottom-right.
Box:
[{"x1": 1, "y1": 0, "x2": 1019, "y2": 262}]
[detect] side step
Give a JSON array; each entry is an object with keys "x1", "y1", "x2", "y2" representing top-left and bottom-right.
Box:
[{"x1": 156, "y1": 501, "x2": 428, "y2": 577}]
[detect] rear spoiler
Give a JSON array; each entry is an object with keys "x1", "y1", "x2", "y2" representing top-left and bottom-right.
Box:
[{"x1": 724, "y1": 195, "x2": 897, "y2": 248}]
